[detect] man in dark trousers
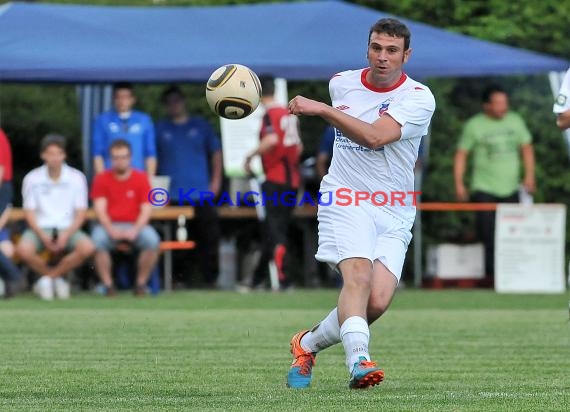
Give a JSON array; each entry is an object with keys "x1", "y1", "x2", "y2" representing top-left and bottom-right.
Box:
[{"x1": 244, "y1": 75, "x2": 303, "y2": 290}]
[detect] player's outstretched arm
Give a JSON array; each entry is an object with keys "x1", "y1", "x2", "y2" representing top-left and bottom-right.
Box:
[
  {"x1": 288, "y1": 95, "x2": 401, "y2": 150},
  {"x1": 556, "y1": 110, "x2": 570, "y2": 130}
]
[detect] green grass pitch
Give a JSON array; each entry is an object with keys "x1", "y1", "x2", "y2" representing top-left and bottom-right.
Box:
[{"x1": 1, "y1": 290, "x2": 569, "y2": 411}]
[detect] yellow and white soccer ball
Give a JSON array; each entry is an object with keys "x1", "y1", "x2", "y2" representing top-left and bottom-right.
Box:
[{"x1": 206, "y1": 64, "x2": 262, "y2": 120}]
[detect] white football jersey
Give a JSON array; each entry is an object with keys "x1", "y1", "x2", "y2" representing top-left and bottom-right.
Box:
[
  {"x1": 553, "y1": 68, "x2": 570, "y2": 114},
  {"x1": 322, "y1": 68, "x2": 436, "y2": 224}
]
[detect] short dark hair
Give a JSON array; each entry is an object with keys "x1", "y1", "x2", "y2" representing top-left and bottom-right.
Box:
[
  {"x1": 258, "y1": 74, "x2": 275, "y2": 97},
  {"x1": 112, "y1": 82, "x2": 134, "y2": 95},
  {"x1": 161, "y1": 85, "x2": 185, "y2": 103},
  {"x1": 40, "y1": 133, "x2": 66, "y2": 153},
  {"x1": 482, "y1": 84, "x2": 507, "y2": 103},
  {"x1": 369, "y1": 18, "x2": 411, "y2": 50},
  {"x1": 109, "y1": 139, "x2": 131, "y2": 154}
]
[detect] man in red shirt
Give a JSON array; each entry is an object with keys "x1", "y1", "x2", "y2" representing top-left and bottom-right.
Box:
[
  {"x1": 0, "y1": 128, "x2": 20, "y2": 297},
  {"x1": 91, "y1": 139, "x2": 160, "y2": 296},
  {"x1": 244, "y1": 75, "x2": 303, "y2": 289},
  {"x1": 0, "y1": 128, "x2": 13, "y2": 216}
]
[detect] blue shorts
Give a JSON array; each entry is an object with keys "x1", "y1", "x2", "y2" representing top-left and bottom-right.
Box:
[
  {"x1": 91, "y1": 223, "x2": 160, "y2": 251},
  {"x1": 0, "y1": 181, "x2": 13, "y2": 215},
  {"x1": 0, "y1": 228, "x2": 9, "y2": 242}
]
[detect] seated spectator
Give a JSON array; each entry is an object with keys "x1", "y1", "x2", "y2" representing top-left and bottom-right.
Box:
[
  {"x1": 17, "y1": 134, "x2": 95, "y2": 300},
  {"x1": 91, "y1": 139, "x2": 160, "y2": 297},
  {"x1": 0, "y1": 206, "x2": 20, "y2": 298},
  {"x1": 0, "y1": 128, "x2": 20, "y2": 298},
  {"x1": 0, "y1": 128, "x2": 14, "y2": 215},
  {"x1": 92, "y1": 82, "x2": 156, "y2": 176}
]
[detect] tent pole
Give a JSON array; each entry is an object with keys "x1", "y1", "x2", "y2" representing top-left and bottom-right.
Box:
[
  {"x1": 413, "y1": 203, "x2": 422, "y2": 288},
  {"x1": 413, "y1": 167, "x2": 423, "y2": 288},
  {"x1": 412, "y1": 130, "x2": 430, "y2": 288},
  {"x1": 79, "y1": 85, "x2": 92, "y2": 178},
  {"x1": 78, "y1": 84, "x2": 112, "y2": 180}
]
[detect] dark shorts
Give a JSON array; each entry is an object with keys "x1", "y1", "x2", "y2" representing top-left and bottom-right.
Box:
[
  {"x1": 261, "y1": 181, "x2": 297, "y2": 247},
  {"x1": 0, "y1": 181, "x2": 13, "y2": 215}
]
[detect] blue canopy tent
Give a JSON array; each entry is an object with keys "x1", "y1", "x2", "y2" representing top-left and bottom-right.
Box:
[
  {"x1": 1, "y1": 0, "x2": 568, "y2": 287},
  {"x1": 0, "y1": 1, "x2": 567, "y2": 82}
]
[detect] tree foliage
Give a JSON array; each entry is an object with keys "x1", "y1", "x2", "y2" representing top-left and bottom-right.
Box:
[{"x1": 357, "y1": 0, "x2": 570, "y2": 59}]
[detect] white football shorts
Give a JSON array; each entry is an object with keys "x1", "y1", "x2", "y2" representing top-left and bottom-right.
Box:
[{"x1": 315, "y1": 194, "x2": 413, "y2": 281}]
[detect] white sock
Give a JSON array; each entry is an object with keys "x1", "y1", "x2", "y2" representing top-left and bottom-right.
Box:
[
  {"x1": 300, "y1": 308, "x2": 341, "y2": 353},
  {"x1": 340, "y1": 316, "x2": 370, "y2": 372}
]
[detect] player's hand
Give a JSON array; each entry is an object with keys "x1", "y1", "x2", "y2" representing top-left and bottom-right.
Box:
[
  {"x1": 40, "y1": 233, "x2": 59, "y2": 253},
  {"x1": 523, "y1": 175, "x2": 536, "y2": 194},
  {"x1": 108, "y1": 226, "x2": 124, "y2": 241},
  {"x1": 455, "y1": 183, "x2": 469, "y2": 202},
  {"x1": 55, "y1": 232, "x2": 70, "y2": 252},
  {"x1": 123, "y1": 228, "x2": 139, "y2": 243},
  {"x1": 288, "y1": 95, "x2": 325, "y2": 116},
  {"x1": 209, "y1": 180, "x2": 221, "y2": 197},
  {"x1": 243, "y1": 155, "x2": 253, "y2": 175}
]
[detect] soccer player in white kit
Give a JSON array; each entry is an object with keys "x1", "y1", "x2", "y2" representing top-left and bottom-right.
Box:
[
  {"x1": 286, "y1": 18, "x2": 436, "y2": 389},
  {"x1": 553, "y1": 68, "x2": 570, "y2": 130}
]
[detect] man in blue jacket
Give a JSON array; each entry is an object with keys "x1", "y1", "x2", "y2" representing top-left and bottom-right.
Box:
[{"x1": 92, "y1": 82, "x2": 157, "y2": 176}]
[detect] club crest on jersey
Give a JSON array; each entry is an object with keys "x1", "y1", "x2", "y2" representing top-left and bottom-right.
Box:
[
  {"x1": 378, "y1": 102, "x2": 390, "y2": 116},
  {"x1": 556, "y1": 94, "x2": 567, "y2": 106}
]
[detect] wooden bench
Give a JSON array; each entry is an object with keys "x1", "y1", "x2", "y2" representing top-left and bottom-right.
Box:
[
  {"x1": 7, "y1": 203, "x2": 503, "y2": 222},
  {"x1": 7, "y1": 206, "x2": 197, "y2": 222},
  {"x1": 114, "y1": 239, "x2": 197, "y2": 291},
  {"x1": 7, "y1": 203, "x2": 505, "y2": 291}
]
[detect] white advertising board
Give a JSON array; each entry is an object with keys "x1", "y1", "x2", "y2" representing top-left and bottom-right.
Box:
[
  {"x1": 220, "y1": 78, "x2": 288, "y2": 178},
  {"x1": 495, "y1": 204, "x2": 566, "y2": 293}
]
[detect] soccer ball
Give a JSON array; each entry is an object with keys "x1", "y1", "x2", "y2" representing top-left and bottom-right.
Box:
[{"x1": 206, "y1": 64, "x2": 262, "y2": 120}]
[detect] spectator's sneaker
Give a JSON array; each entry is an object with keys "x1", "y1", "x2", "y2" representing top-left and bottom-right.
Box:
[
  {"x1": 279, "y1": 281, "x2": 295, "y2": 292},
  {"x1": 348, "y1": 356, "x2": 384, "y2": 389},
  {"x1": 235, "y1": 283, "x2": 252, "y2": 294},
  {"x1": 134, "y1": 285, "x2": 147, "y2": 297},
  {"x1": 3, "y1": 281, "x2": 15, "y2": 299},
  {"x1": 286, "y1": 330, "x2": 315, "y2": 388},
  {"x1": 54, "y1": 278, "x2": 70, "y2": 299},
  {"x1": 33, "y1": 276, "x2": 54, "y2": 301},
  {"x1": 105, "y1": 286, "x2": 117, "y2": 297}
]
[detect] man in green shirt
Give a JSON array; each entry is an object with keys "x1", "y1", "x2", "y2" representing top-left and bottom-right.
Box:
[{"x1": 454, "y1": 84, "x2": 536, "y2": 279}]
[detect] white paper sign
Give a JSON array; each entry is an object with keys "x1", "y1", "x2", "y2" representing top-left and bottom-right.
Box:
[
  {"x1": 220, "y1": 106, "x2": 264, "y2": 177},
  {"x1": 220, "y1": 78, "x2": 288, "y2": 178},
  {"x1": 495, "y1": 204, "x2": 566, "y2": 293}
]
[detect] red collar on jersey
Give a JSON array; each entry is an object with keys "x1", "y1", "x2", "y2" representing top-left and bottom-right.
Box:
[{"x1": 361, "y1": 69, "x2": 407, "y2": 92}]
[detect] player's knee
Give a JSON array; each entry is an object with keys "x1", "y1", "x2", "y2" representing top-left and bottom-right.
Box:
[
  {"x1": 94, "y1": 249, "x2": 110, "y2": 260},
  {"x1": 76, "y1": 239, "x2": 96, "y2": 259},
  {"x1": 16, "y1": 241, "x2": 35, "y2": 260},
  {"x1": 343, "y1": 270, "x2": 373, "y2": 290},
  {"x1": 0, "y1": 241, "x2": 15, "y2": 258},
  {"x1": 339, "y1": 259, "x2": 373, "y2": 290},
  {"x1": 367, "y1": 297, "x2": 390, "y2": 321}
]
